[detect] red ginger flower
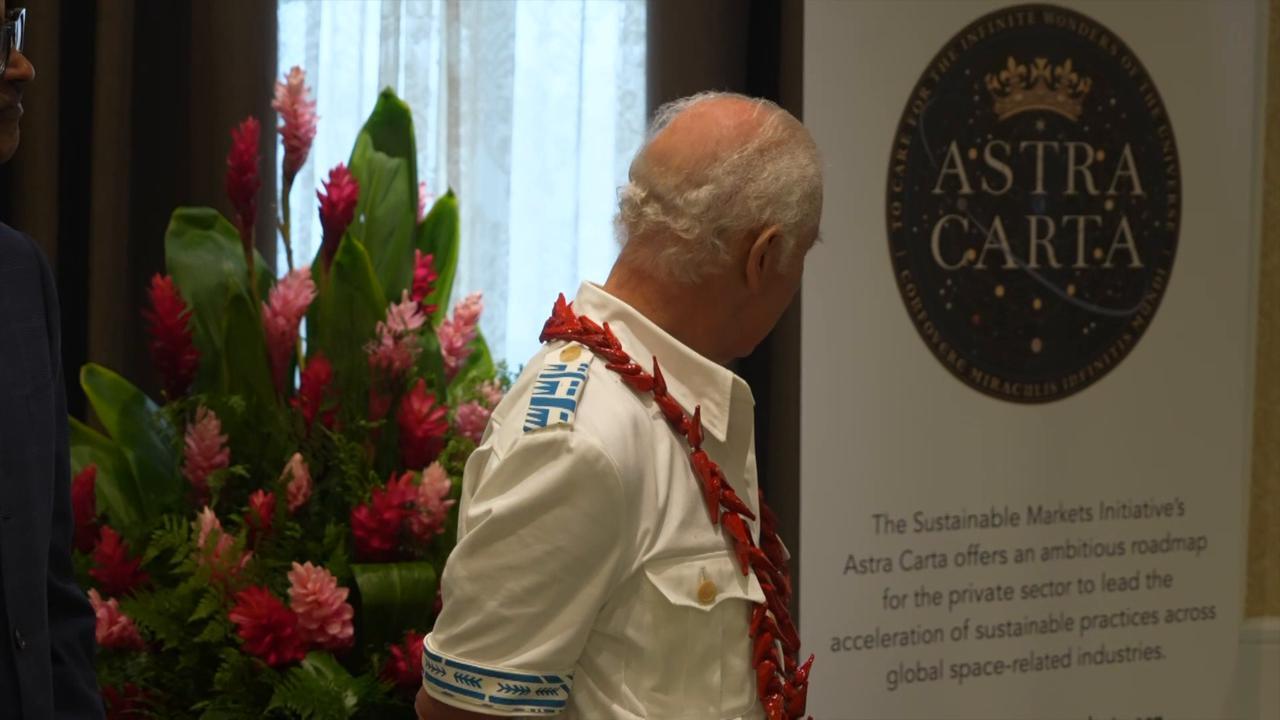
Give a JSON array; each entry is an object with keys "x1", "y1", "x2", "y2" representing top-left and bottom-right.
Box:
[
  {"x1": 382, "y1": 629, "x2": 427, "y2": 691},
  {"x1": 287, "y1": 562, "x2": 354, "y2": 651},
  {"x1": 293, "y1": 354, "x2": 337, "y2": 431},
  {"x1": 143, "y1": 274, "x2": 199, "y2": 399},
  {"x1": 318, "y1": 163, "x2": 359, "y2": 268},
  {"x1": 183, "y1": 406, "x2": 230, "y2": 503},
  {"x1": 90, "y1": 526, "x2": 149, "y2": 597},
  {"x1": 71, "y1": 464, "x2": 98, "y2": 554},
  {"x1": 245, "y1": 490, "x2": 276, "y2": 543},
  {"x1": 226, "y1": 116, "x2": 262, "y2": 247},
  {"x1": 272, "y1": 66, "x2": 317, "y2": 185},
  {"x1": 397, "y1": 379, "x2": 449, "y2": 471},
  {"x1": 411, "y1": 250, "x2": 439, "y2": 316},
  {"x1": 103, "y1": 683, "x2": 150, "y2": 719},
  {"x1": 229, "y1": 586, "x2": 307, "y2": 667},
  {"x1": 351, "y1": 471, "x2": 418, "y2": 561},
  {"x1": 88, "y1": 589, "x2": 145, "y2": 652},
  {"x1": 262, "y1": 267, "x2": 317, "y2": 391}
]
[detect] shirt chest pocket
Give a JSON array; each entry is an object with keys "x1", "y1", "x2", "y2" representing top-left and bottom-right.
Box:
[{"x1": 627, "y1": 551, "x2": 766, "y2": 719}]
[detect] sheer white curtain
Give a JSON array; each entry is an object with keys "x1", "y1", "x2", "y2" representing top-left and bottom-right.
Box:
[{"x1": 277, "y1": 0, "x2": 647, "y2": 367}]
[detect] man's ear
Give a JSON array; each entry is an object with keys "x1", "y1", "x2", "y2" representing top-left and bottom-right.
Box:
[{"x1": 744, "y1": 225, "x2": 782, "y2": 292}]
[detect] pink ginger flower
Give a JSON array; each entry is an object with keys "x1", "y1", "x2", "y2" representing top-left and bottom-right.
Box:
[
  {"x1": 408, "y1": 462, "x2": 455, "y2": 542},
  {"x1": 282, "y1": 453, "x2": 312, "y2": 513},
  {"x1": 88, "y1": 589, "x2": 146, "y2": 652},
  {"x1": 477, "y1": 380, "x2": 505, "y2": 409},
  {"x1": 417, "y1": 181, "x2": 435, "y2": 222},
  {"x1": 367, "y1": 291, "x2": 427, "y2": 380},
  {"x1": 262, "y1": 268, "x2": 317, "y2": 392},
  {"x1": 195, "y1": 506, "x2": 222, "y2": 550},
  {"x1": 272, "y1": 66, "x2": 318, "y2": 185},
  {"x1": 410, "y1": 250, "x2": 439, "y2": 316},
  {"x1": 194, "y1": 507, "x2": 252, "y2": 585},
  {"x1": 287, "y1": 562, "x2": 355, "y2": 651},
  {"x1": 318, "y1": 164, "x2": 359, "y2": 269},
  {"x1": 453, "y1": 401, "x2": 490, "y2": 444},
  {"x1": 437, "y1": 292, "x2": 483, "y2": 379},
  {"x1": 226, "y1": 117, "x2": 262, "y2": 247},
  {"x1": 183, "y1": 407, "x2": 230, "y2": 503}
]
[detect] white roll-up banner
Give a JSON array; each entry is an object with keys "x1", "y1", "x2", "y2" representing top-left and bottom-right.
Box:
[{"x1": 800, "y1": 2, "x2": 1266, "y2": 718}]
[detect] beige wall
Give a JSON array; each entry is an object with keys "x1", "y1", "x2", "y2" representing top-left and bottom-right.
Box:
[{"x1": 1247, "y1": 0, "x2": 1280, "y2": 619}]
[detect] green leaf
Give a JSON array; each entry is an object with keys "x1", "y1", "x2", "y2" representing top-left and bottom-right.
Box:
[
  {"x1": 347, "y1": 89, "x2": 418, "y2": 303},
  {"x1": 322, "y1": 523, "x2": 352, "y2": 585},
  {"x1": 194, "y1": 616, "x2": 231, "y2": 645},
  {"x1": 221, "y1": 290, "x2": 276, "y2": 404},
  {"x1": 306, "y1": 236, "x2": 385, "y2": 413},
  {"x1": 350, "y1": 562, "x2": 438, "y2": 648},
  {"x1": 80, "y1": 364, "x2": 182, "y2": 524},
  {"x1": 191, "y1": 587, "x2": 225, "y2": 622},
  {"x1": 164, "y1": 207, "x2": 272, "y2": 392},
  {"x1": 269, "y1": 652, "x2": 382, "y2": 720},
  {"x1": 142, "y1": 514, "x2": 193, "y2": 569},
  {"x1": 415, "y1": 328, "x2": 448, "y2": 400},
  {"x1": 358, "y1": 88, "x2": 418, "y2": 167},
  {"x1": 69, "y1": 418, "x2": 144, "y2": 536},
  {"x1": 348, "y1": 134, "x2": 416, "y2": 303},
  {"x1": 448, "y1": 331, "x2": 496, "y2": 404},
  {"x1": 418, "y1": 191, "x2": 460, "y2": 327},
  {"x1": 212, "y1": 647, "x2": 270, "y2": 699}
]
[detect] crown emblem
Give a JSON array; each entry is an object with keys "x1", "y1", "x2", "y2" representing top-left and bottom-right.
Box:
[{"x1": 985, "y1": 56, "x2": 1092, "y2": 122}]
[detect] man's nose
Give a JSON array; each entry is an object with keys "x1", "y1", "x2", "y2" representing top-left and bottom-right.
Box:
[{"x1": 5, "y1": 48, "x2": 34, "y2": 85}]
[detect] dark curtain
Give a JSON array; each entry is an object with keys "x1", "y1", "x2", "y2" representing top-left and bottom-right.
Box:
[
  {"x1": 0, "y1": 0, "x2": 277, "y2": 419},
  {"x1": 647, "y1": 0, "x2": 805, "y2": 615}
]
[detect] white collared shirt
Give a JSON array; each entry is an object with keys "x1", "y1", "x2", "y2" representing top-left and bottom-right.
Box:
[{"x1": 423, "y1": 282, "x2": 766, "y2": 719}]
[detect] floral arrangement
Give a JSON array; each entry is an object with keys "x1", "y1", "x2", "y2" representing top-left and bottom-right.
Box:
[{"x1": 69, "y1": 68, "x2": 503, "y2": 718}]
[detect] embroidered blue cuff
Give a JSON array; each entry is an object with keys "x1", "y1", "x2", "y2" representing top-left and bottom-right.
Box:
[{"x1": 422, "y1": 635, "x2": 573, "y2": 716}]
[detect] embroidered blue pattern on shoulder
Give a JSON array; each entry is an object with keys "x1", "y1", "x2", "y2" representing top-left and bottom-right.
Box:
[{"x1": 523, "y1": 358, "x2": 592, "y2": 433}]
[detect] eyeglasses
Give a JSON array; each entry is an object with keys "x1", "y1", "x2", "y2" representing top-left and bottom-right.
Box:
[{"x1": 0, "y1": 8, "x2": 26, "y2": 76}]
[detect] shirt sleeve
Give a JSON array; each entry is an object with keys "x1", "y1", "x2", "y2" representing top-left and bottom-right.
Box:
[{"x1": 423, "y1": 427, "x2": 629, "y2": 716}]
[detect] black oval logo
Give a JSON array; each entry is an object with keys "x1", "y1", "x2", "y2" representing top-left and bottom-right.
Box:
[{"x1": 887, "y1": 4, "x2": 1180, "y2": 403}]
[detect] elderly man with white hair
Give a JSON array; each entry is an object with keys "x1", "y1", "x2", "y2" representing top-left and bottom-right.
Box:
[{"x1": 416, "y1": 92, "x2": 823, "y2": 720}]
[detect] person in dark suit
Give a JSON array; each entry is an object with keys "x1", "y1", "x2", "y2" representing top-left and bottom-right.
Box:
[{"x1": 0, "y1": 4, "x2": 104, "y2": 718}]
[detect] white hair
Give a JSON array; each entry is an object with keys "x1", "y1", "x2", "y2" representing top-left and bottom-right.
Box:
[{"x1": 615, "y1": 91, "x2": 823, "y2": 283}]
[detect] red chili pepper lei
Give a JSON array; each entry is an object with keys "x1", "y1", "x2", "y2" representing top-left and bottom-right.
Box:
[{"x1": 539, "y1": 294, "x2": 812, "y2": 718}]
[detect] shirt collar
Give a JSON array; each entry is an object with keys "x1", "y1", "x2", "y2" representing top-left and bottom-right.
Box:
[{"x1": 571, "y1": 282, "x2": 751, "y2": 442}]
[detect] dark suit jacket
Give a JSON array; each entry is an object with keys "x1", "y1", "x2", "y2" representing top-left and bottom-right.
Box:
[{"x1": 0, "y1": 224, "x2": 103, "y2": 718}]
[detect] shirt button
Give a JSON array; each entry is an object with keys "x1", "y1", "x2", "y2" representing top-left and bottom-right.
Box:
[
  {"x1": 13, "y1": 630, "x2": 26, "y2": 651},
  {"x1": 697, "y1": 578, "x2": 718, "y2": 605}
]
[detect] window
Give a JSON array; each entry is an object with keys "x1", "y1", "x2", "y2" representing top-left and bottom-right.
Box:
[{"x1": 277, "y1": 0, "x2": 646, "y2": 367}]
